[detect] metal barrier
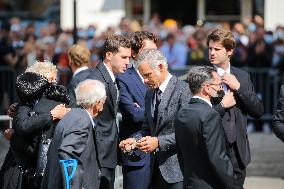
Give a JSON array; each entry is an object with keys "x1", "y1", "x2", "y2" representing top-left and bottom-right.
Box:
[
  {"x1": 0, "y1": 115, "x2": 12, "y2": 129},
  {"x1": 0, "y1": 66, "x2": 16, "y2": 115}
]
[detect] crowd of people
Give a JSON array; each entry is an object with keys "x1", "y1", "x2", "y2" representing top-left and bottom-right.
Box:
[
  {"x1": 1, "y1": 15, "x2": 284, "y2": 129},
  {"x1": 1, "y1": 15, "x2": 284, "y2": 81},
  {"x1": 0, "y1": 15, "x2": 284, "y2": 189}
]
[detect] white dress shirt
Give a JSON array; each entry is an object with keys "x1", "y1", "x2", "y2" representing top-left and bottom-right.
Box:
[{"x1": 213, "y1": 64, "x2": 231, "y2": 93}]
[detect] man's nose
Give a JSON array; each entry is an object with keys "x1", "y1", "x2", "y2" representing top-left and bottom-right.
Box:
[{"x1": 125, "y1": 58, "x2": 130, "y2": 65}]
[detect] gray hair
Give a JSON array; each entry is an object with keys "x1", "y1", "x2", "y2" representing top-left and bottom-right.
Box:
[
  {"x1": 25, "y1": 61, "x2": 57, "y2": 79},
  {"x1": 187, "y1": 66, "x2": 216, "y2": 95},
  {"x1": 75, "y1": 79, "x2": 106, "y2": 108},
  {"x1": 137, "y1": 49, "x2": 168, "y2": 70}
]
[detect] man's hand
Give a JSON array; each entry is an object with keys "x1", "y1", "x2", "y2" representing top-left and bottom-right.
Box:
[
  {"x1": 119, "y1": 138, "x2": 137, "y2": 152},
  {"x1": 222, "y1": 73, "x2": 240, "y2": 91},
  {"x1": 221, "y1": 91, "x2": 236, "y2": 108},
  {"x1": 50, "y1": 104, "x2": 71, "y2": 120},
  {"x1": 7, "y1": 103, "x2": 18, "y2": 118},
  {"x1": 137, "y1": 136, "x2": 159, "y2": 153},
  {"x1": 3, "y1": 128, "x2": 14, "y2": 140}
]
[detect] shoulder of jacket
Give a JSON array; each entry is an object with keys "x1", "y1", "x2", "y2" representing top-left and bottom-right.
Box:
[{"x1": 231, "y1": 66, "x2": 249, "y2": 78}]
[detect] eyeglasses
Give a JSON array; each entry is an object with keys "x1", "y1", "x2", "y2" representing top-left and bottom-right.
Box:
[{"x1": 208, "y1": 82, "x2": 223, "y2": 89}]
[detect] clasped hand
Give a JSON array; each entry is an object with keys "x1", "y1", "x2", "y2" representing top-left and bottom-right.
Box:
[{"x1": 119, "y1": 136, "x2": 159, "y2": 153}]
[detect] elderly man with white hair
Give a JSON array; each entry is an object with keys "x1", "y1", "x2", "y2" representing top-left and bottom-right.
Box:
[{"x1": 41, "y1": 79, "x2": 106, "y2": 189}]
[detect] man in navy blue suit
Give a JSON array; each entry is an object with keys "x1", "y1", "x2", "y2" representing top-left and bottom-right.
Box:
[{"x1": 116, "y1": 31, "x2": 158, "y2": 189}]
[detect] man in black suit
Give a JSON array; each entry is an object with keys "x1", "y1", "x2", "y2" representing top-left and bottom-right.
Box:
[
  {"x1": 42, "y1": 79, "x2": 105, "y2": 189},
  {"x1": 273, "y1": 84, "x2": 284, "y2": 142},
  {"x1": 116, "y1": 31, "x2": 158, "y2": 189},
  {"x1": 67, "y1": 44, "x2": 92, "y2": 106},
  {"x1": 175, "y1": 66, "x2": 242, "y2": 189},
  {"x1": 207, "y1": 28, "x2": 264, "y2": 187},
  {"x1": 120, "y1": 49, "x2": 191, "y2": 189},
  {"x1": 87, "y1": 34, "x2": 131, "y2": 189}
]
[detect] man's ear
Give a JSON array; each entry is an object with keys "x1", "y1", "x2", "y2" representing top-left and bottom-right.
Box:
[
  {"x1": 131, "y1": 50, "x2": 137, "y2": 60},
  {"x1": 203, "y1": 84, "x2": 210, "y2": 95},
  {"x1": 105, "y1": 52, "x2": 113, "y2": 61},
  {"x1": 227, "y1": 48, "x2": 234, "y2": 57},
  {"x1": 158, "y1": 63, "x2": 164, "y2": 72}
]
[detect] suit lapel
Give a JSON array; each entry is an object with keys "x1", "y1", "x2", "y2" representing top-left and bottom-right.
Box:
[
  {"x1": 145, "y1": 90, "x2": 155, "y2": 134},
  {"x1": 97, "y1": 63, "x2": 117, "y2": 113},
  {"x1": 230, "y1": 66, "x2": 241, "y2": 81},
  {"x1": 130, "y1": 67, "x2": 146, "y2": 98},
  {"x1": 155, "y1": 76, "x2": 177, "y2": 133}
]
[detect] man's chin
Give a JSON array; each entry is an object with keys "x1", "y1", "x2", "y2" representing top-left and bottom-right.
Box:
[
  {"x1": 210, "y1": 61, "x2": 218, "y2": 65},
  {"x1": 118, "y1": 69, "x2": 126, "y2": 74}
]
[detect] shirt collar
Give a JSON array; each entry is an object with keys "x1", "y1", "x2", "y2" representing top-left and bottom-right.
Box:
[
  {"x1": 85, "y1": 109, "x2": 96, "y2": 128},
  {"x1": 103, "y1": 62, "x2": 116, "y2": 82},
  {"x1": 192, "y1": 95, "x2": 212, "y2": 107},
  {"x1": 158, "y1": 73, "x2": 172, "y2": 93},
  {"x1": 213, "y1": 63, "x2": 231, "y2": 76},
  {"x1": 73, "y1": 66, "x2": 88, "y2": 77}
]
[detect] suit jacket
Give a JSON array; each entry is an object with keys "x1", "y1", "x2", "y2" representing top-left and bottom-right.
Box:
[
  {"x1": 273, "y1": 84, "x2": 284, "y2": 142},
  {"x1": 41, "y1": 108, "x2": 100, "y2": 189},
  {"x1": 116, "y1": 66, "x2": 150, "y2": 166},
  {"x1": 140, "y1": 76, "x2": 191, "y2": 183},
  {"x1": 87, "y1": 62, "x2": 119, "y2": 168},
  {"x1": 33, "y1": 96, "x2": 63, "y2": 138},
  {"x1": 67, "y1": 69, "x2": 92, "y2": 107},
  {"x1": 214, "y1": 66, "x2": 263, "y2": 167},
  {"x1": 175, "y1": 98, "x2": 242, "y2": 189},
  {"x1": 11, "y1": 100, "x2": 54, "y2": 162}
]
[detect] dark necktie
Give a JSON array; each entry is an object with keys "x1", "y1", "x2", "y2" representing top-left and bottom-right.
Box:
[
  {"x1": 153, "y1": 88, "x2": 162, "y2": 123},
  {"x1": 226, "y1": 108, "x2": 237, "y2": 143},
  {"x1": 221, "y1": 81, "x2": 237, "y2": 144}
]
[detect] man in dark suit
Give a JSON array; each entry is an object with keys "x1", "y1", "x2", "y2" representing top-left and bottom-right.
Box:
[
  {"x1": 116, "y1": 31, "x2": 158, "y2": 189},
  {"x1": 67, "y1": 44, "x2": 92, "y2": 106},
  {"x1": 175, "y1": 66, "x2": 242, "y2": 189},
  {"x1": 42, "y1": 79, "x2": 106, "y2": 189},
  {"x1": 87, "y1": 34, "x2": 131, "y2": 189},
  {"x1": 273, "y1": 84, "x2": 284, "y2": 142},
  {"x1": 120, "y1": 49, "x2": 191, "y2": 189},
  {"x1": 207, "y1": 28, "x2": 264, "y2": 187}
]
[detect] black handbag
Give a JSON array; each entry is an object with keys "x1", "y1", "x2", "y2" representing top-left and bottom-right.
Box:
[{"x1": 35, "y1": 134, "x2": 52, "y2": 176}]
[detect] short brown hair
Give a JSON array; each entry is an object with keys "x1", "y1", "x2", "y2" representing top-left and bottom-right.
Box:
[
  {"x1": 102, "y1": 34, "x2": 131, "y2": 59},
  {"x1": 130, "y1": 31, "x2": 158, "y2": 55},
  {"x1": 68, "y1": 44, "x2": 90, "y2": 67},
  {"x1": 207, "y1": 28, "x2": 236, "y2": 51}
]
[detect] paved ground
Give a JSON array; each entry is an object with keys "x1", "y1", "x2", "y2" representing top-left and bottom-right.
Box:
[
  {"x1": 245, "y1": 177, "x2": 284, "y2": 189},
  {"x1": 246, "y1": 133, "x2": 284, "y2": 178},
  {"x1": 1, "y1": 132, "x2": 283, "y2": 189}
]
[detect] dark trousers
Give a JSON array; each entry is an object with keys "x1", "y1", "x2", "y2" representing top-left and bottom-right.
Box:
[
  {"x1": 99, "y1": 167, "x2": 115, "y2": 189},
  {"x1": 122, "y1": 164, "x2": 150, "y2": 189},
  {"x1": 151, "y1": 161, "x2": 183, "y2": 189},
  {"x1": 230, "y1": 142, "x2": 246, "y2": 189}
]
